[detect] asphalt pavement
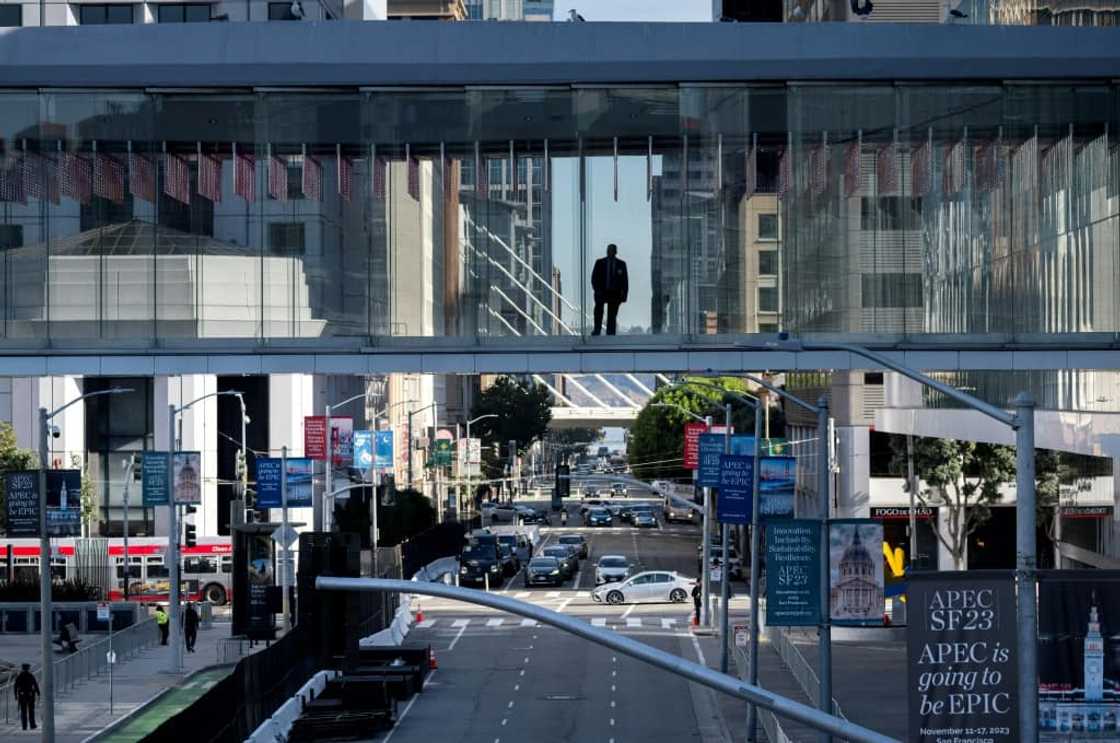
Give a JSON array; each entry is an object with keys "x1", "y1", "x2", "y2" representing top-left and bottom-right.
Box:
[{"x1": 365, "y1": 500, "x2": 747, "y2": 743}]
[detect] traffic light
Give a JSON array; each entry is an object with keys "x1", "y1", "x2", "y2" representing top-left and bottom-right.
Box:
[{"x1": 184, "y1": 505, "x2": 198, "y2": 548}]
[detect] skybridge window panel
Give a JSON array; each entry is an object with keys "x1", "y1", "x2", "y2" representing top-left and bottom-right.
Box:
[
  {"x1": 37, "y1": 91, "x2": 157, "y2": 343},
  {"x1": 0, "y1": 93, "x2": 44, "y2": 342}
]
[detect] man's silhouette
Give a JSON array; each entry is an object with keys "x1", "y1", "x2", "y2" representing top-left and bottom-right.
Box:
[{"x1": 590, "y1": 243, "x2": 628, "y2": 336}]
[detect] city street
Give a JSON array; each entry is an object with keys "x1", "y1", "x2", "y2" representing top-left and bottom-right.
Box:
[{"x1": 369, "y1": 504, "x2": 742, "y2": 743}]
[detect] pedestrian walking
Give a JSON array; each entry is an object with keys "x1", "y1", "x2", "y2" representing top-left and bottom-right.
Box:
[
  {"x1": 183, "y1": 602, "x2": 199, "y2": 653},
  {"x1": 13, "y1": 663, "x2": 39, "y2": 731},
  {"x1": 155, "y1": 605, "x2": 169, "y2": 645},
  {"x1": 590, "y1": 243, "x2": 629, "y2": 336},
  {"x1": 691, "y1": 580, "x2": 703, "y2": 625}
]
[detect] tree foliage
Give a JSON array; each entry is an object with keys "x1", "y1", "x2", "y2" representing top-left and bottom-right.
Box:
[
  {"x1": 551, "y1": 427, "x2": 602, "y2": 447},
  {"x1": 469, "y1": 377, "x2": 553, "y2": 480},
  {"x1": 628, "y1": 377, "x2": 786, "y2": 483},
  {"x1": 0, "y1": 421, "x2": 39, "y2": 535},
  {"x1": 889, "y1": 436, "x2": 1016, "y2": 570},
  {"x1": 377, "y1": 488, "x2": 438, "y2": 547}
]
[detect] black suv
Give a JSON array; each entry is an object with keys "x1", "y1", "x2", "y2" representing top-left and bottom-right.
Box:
[{"x1": 459, "y1": 542, "x2": 503, "y2": 586}]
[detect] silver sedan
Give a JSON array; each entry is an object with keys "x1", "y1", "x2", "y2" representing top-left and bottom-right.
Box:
[{"x1": 591, "y1": 570, "x2": 694, "y2": 606}]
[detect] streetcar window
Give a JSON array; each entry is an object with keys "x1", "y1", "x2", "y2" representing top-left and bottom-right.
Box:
[
  {"x1": 221, "y1": 556, "x2": 232, "y2": 574},
  {"x1": 184, "y1": 556, "x2": 218, "y2": 574},
  {"x1": 147, "y1": 564, "x2": 169, "y2": 579}
]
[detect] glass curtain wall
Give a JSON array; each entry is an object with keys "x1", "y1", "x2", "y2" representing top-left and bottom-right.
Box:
[{"x1": 0, "y1": 84, "x2": 1117, "y2": 346}]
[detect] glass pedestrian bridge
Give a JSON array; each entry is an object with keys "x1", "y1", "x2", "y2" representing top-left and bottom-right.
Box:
[{"x1": 0, "y1": 21, "x2": 1118, "y2": 375}]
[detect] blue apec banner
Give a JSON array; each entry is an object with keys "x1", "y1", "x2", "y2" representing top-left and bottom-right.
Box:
[
  {"x1": 759, "y1": 456, "x2": 797, "y2": 519},
  {"x1": 374, "y1": 430, "x2": 394, "y2": 468},
  {"x1": 716, "y1": 454, "x2": 753, "y2": 524},
  {"x1": 766, "y1": 519, "x2": 821, "y2": 626},
  {"x1": 4, "y1": 471, "x2": 38, "y2": 537},
  {"x1": 256, "y1": 457, "x2": 313, "y2": 508},
  {"x1": 697, "y1": 434, "x2": 726, "y2": 487},
  {"x1": 353, "y1": 430, "x2": 373, "y2": 470},
  {"x1": 142, "y1": 452, "x2": 171, "y2": 506}
]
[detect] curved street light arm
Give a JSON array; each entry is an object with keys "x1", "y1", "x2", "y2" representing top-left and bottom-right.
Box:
[{"x1": 47, "y1": 387, "x2": 133, "y2": 420}]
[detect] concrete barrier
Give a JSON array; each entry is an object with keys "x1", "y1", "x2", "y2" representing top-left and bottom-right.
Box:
[{"x1": 245, "y1": 669, "x2": 341, "y2": 743}]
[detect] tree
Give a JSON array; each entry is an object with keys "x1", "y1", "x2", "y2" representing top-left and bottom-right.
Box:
[
  {"x1": 469, "y1": 377, "x2": 552, "y2": 480},
  {"x1": 628, "y1": 377, "x2": 786, "y2": 483},
  {"x1": 0, "y1": 421, "x2": 39, "y2": 535},
  {"x1": 889, "y1": 436, "x2": 1016, "y2": 570},
  {"x1": 551, "y1": 427, "x2": 602, "y2": 448}
]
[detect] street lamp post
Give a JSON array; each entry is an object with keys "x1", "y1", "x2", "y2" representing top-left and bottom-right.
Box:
[
  {"x1": 407, "y1": 402, "x2": 439, "y2": 491},
  {"x1": 170, "y1": 390, "x2": 243, "y2": 676},
  {"x1": 322, "y1": 391, "x2": 369, "y2": 533},
  {"x1": 38, "y1": 387, "x2": 132, "y2": 743},
  {"x1": 464, "y1": 414, "x2": 499, "y2": 516},
  {"x1": 792, "y1": 339, "x2": 1038, "y2": 742}
]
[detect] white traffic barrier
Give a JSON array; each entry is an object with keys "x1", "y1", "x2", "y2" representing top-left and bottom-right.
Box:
[{"x1": 244, "y1": 669, "x2": 340, "y2": 743}]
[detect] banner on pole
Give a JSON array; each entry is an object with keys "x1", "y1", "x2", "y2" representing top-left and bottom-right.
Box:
[
  {"x1": 330, "y1": 417, "x2": 354, "y2": 467},
  {"x1": 759, "y1": 456, "x2": 796, "y2": 519},
  {"x1": 683, "y1": 422, "x2": 707, "y2": 470},
  {"x1": 353, "y1": 430, "x2": 373, "y2": 470},
  {"x1": 697, "y1": 433, "x2": 725, "y2": 487},
  {"x1": 716, "y1": 454, "x2": 753, "y2": 524},
  {"x1": 765, "y1": 519, "x2": 821, "y2": 626},
  {"x1": 256, "y1": 457, "x2": 313, "y2": 508},
  {"x1": 172, "y1": 452, "x2": 202, "y2": 504},
  {"x1": 141, "y1": 452, "x2": 171, "y2": 506},
  {"x1": 46, "y1": 470, "x2": 82, "y2": 537},
  {"x1": 1037, "y1": 570, "x2": 1120, "y2": 741},
  {"x1": 4, "y1": 471, "x2": 39, "y2": 537},
  {"x1": 908, "y1": 571, "x2": 1019, "y2": 743},
  {"x1": 829, "y1": 519, "x2": 885, "y2": 626},
  {"x1": 375, "y1": 430, "x2": 394, "y2": 468},
  {"x1": 304, "y1": 416, "x2": 327, "y2": 460}
]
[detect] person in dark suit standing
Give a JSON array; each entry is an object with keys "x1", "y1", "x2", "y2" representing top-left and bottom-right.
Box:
[
  {"x1": 590, "y1": 243, "x2": 628, "y2": 336},
  {"x1": 14, "y1": 663, "x2": 39, "y2": 730}
]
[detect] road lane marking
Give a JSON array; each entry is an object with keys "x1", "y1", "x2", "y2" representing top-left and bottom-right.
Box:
[
  {"x1": 501, "y1": 718, "x2": 508, "y2": 727},
  {"x1": 514, "y1": 684, "x2": 520, "y2": 692},
  {"x1": 556, "y1": 597, "x2": 575, "y2": 612},
  {"x1": 577, "y1": 591, "x2": 590, "y2": 598},
  {"x1": 523, "y1": 656, "x2": 530, "y2": 664},
  {"x1": 486, "y1": 618, "x2": 504, "y2": 628},
  {"x1": 416, "y1": 619, "x2": 435, "y2": 629},
  {"x1": 515, "y1": 592, "x2": 530, "y2": 599},
  {"x1": 520, "y1": 669, "x2": 526, "y2": 677},
  {"x1": 625, "y1": 618, "x2": 641, "y2": 628},
  {"x1": 691, "y1": 634, "x2": 707, "y2": 667},
  {"x1": 508, "y1": 700, "x2": 515, "y2": 709},
  {"x1": 451, "y1": 618, "x2": 471, "y2": 628},
  {"x1": 381, "y1": 670, "x2": 436, "y2": 743},
  {"x1": 448, "y1": 624, "x2": 468, "y2": 651},
  {"x1": 611, "y1": 684, "x2": 616, "y2": 692},
  {"x1": 591, "y1": 618, "x2": 607, "y2": 627},
  {"x1": 661, "y1": 618, "x2": 676, "y2": 629},
  {"x1": 572, "y1": 570, "x2": 582, "y2": 587},
  {"x1": 610, "y1": 700, "x2": 616, "y2": 708},
  {"x1": 620, "y1": 603, "x2": 637, "y2": 619},
  {"x1": 520, "y1": 618, "x2": 537, "y2": 627},
  {"x1": 546, "y1": 591, "x2": 561, "y2": 598}
]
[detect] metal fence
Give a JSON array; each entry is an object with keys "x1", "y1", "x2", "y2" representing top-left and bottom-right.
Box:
[
  {"x1": 0, "y1": 617, "x2": 159, "y2": 724},
  {"x1": 769, "y1": 627, "x2": 847, "y2": 722}
]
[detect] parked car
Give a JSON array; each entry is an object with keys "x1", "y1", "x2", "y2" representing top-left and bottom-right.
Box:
[
  {"x1": 591, "y1": 571, "x2": 693, "y2": 605},
  {"x1": 595, "y1": 555, "x2": 631, "y2": 585},
  {"x1": 541, "y1": 545, "x2": 579, "y2": 578},
  {"x1": 632, "y1": 511, "x2": 659, "y2": 529},
  {"x1": 556, "y1": 534, "x2": 588, "y2": 559},
  {"x1": 524, "y1": 557, "x2": 564, "y2": 587},
  {"x1": 586, "y1": 507, "x2": 613, "y2": 527}
]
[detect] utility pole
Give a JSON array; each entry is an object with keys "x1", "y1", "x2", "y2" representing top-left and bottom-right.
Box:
[
  {"x1": 701, "y1": 414, "x2": 713, "y2": 628},
  {"x1": 720, "y1": 403, "x2": 731, "y2": 674},
  {"x1": 168, "y1": 404, "x2": 182, "y2": 675},
  {"x1": 906, "y1": 435, "x2": 918, "y2": 571},
  {"x1": 38, "y1": 406, "x2": 52, "y2": 743}
]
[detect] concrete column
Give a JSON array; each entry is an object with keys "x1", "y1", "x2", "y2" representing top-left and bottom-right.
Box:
[
  {"x1": 270, "y1": 373, "x2": 316, "y2": 529},
  {"x1": 834, "y1": 425, "x2": 870, "y2": 518}
]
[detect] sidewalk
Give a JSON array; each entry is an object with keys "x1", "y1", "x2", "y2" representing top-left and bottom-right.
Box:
[{"x1": 0, "y1": 620, "x2": 237, "y2": 742}]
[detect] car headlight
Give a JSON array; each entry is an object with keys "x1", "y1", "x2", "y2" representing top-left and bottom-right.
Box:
[
  {"x1": 460, "y1": 567, "x2": 468, "y2": 574},
  {"x1": 550, "y1": 570, "x2": 560, "y2": 575},
  {"x1": 489, "y1": 564, "x2": 499, "y2": 572}
]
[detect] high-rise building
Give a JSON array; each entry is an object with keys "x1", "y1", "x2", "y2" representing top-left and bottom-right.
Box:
[{"x1": 463, "y1": 0, "x2": 553, "y2": 20}]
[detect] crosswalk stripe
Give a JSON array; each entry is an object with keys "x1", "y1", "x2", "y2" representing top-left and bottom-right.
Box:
[
  {"x1": 416, "y1": 619, "x2": 436, "y2": 629},
  {"x1": 625, "y1": 618, "x2": 641, "y2": 628},
  {"x1": 452, "y1": 618, "x2": 471, "y2": 628},
  {"x1": 576, "y1": 592, "x2": 590, "y2": 598},
  {"x1": 546, "y1": 591, "x2": 561, "y2": 598},
  {"x1": 486, "y1": 618, "x2": 504, "y2": 628},
  {"x1": 515, "y1": 592, "x2": 530, "y2": 599},
  {"x1": 660, "y1": 618, "x2": 676, "y2": 629},
  {"x1": 592, "y1": 618, "x2": 607, "y2": 627},
  {"x1": 520, "y1": 618, "x2": 537, "y2": 627}
]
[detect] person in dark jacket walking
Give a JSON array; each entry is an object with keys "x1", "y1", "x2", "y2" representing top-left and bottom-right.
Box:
[
  {"x1": 590, "y1": 243, "x2": 628, "y2": 336},
  {"x1": 183, "y1": 602, "x2": 200, "y2": 653},
  {"x1": 14, "y1": 663, "x2": 39, "y2": 730},
  {"x1": 691, "y1": 581, "x2": 703, "y2": 625}
]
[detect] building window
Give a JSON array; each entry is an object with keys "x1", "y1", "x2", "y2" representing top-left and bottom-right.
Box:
[
  {"x1": 759, "y1": 323, "x2": 779, "y2": 333},
  {"x1": 269, "y1": 222, "x2": 305, "y2": 255},
  {"x1": 758, "y1": 213, "x2": 778, "y2": 241},
  {"x1": 861, "y1": 196, "x2": 922, "y2": 231},
  {"x1": 157, "y1": 3, "x2": 211, "y2": 22},
  {"x1": 861, "y1": 273, "x2": 922, "y2": 308},
  {"x1": 268, "y1": 1, "x2": 300, "y2": 19},
  {"x1": 758, "y1": 250, "x2": 778, "y2": 276},
  {"x1": 0, "y1": 4, "x2": 21, "y2": 25},
  {"x1": 0, "y1": 225, "x2": 23, "y2": 250},
  {"x1": 758, "y1": 287, "x2": 779, "y2": 312},
  {"x1": 78, "y1": 4, "x2": 135, "y2": 24}
]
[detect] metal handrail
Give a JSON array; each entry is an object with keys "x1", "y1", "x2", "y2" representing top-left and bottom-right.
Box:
[
  {"x1": 1, "y1": 617, "x2": 159, "y2": 724},
  {"x1": 770, "y1": 627, "x2": 847, "y2": 722},
  {"x1": 317, "y1": 577, "x2": 899, "y2": 743}
]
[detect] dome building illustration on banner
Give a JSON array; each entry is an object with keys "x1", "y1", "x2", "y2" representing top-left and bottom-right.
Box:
[
  {"x1": 830, "y1": 527, "x2": 881, "y2": 621},
  {"x1": 176, "y1": 457, "x2": 201, "y2": 504}
]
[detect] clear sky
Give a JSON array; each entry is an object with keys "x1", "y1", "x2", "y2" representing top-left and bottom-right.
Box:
[{"x1": 553, "y1": 0, "x2": 714, "y2": 22}]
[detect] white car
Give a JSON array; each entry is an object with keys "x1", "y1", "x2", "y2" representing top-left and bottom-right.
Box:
[
  {"x1": 594, "y1": 555, "x2": 631, "y2": 585},
  {"x1": 591, "y1": 570, "x2": 694, "y2": 605}
]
